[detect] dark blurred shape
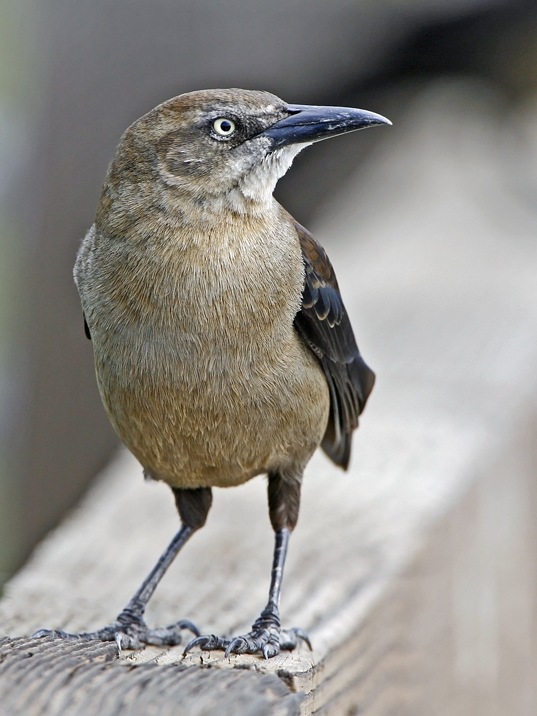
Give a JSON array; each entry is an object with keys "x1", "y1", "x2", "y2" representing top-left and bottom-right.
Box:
[
  {"x1": 365, "y1": 0, "x2": 537, "y2": 97},
  {"x1": 2, "y1": 0, "x2": 537, "y2": 581}
]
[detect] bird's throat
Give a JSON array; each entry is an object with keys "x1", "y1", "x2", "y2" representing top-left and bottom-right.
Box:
[{"x1": 236, "y1": 145, "x2": 309, "y2": 209}]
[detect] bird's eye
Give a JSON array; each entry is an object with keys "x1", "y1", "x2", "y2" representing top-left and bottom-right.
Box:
[{"x1": 213, "y1": 118, "x2": 236, "y2": 137}]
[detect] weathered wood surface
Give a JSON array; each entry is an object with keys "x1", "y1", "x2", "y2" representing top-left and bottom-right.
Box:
[
  {"x1": 0, "y1": 636, "x2": 302, "y2": 715},
  {"x1": 1, "y1": 82, "x2": 537, "y2": 714}
]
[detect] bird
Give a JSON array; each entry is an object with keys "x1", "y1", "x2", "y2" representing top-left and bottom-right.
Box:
[{"x1": 33, "y1": 88, "x2": 390, "y2": 659}]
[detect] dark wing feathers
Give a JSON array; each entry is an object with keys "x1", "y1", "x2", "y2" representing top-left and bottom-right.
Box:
[
  {"x1": 84, "y1": 314, "x2": 92, "y2": 340},
  {"x1": 292, "y1": 219, "x2": 375, "y2": 470}
]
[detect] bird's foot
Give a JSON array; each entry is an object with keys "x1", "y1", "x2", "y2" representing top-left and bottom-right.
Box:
[
  {"x1": 183, "y1": 604, "x2": 311, "y2": 660},
  {"x1": 32, "y1": 606, "x2": 199, "y2": 651}
]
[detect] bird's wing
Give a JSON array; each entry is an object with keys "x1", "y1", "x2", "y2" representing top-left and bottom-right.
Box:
[
  {"x1": 84, "y1": 314, "x2": 92, "y2": 340},
  {"x1": 292, "y1": 218, "x2": 375, "y2": 470}
]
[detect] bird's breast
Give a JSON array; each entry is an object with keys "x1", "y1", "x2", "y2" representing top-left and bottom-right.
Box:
[
  {"x1": 75, "y1": 209, "x2": 329, "y2": 487},
  {"x1": 77, "y1": 208, "x2": 305, "y2": 382}
]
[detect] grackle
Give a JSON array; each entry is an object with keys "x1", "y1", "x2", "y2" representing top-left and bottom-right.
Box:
[{"x1": 34, "y1": 89, "x2": 390, "y2": 659}]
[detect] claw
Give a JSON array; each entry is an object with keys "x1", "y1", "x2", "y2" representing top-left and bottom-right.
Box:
[
  {"x1": 183, "y1": 634, "x2": 211, "y2": 656},
  {"x1": 115, "y1": 632, "x2": 125, "y2": 653},
  {"x1": 293, "y1": 627, "x2": 312, "y2": 651},
  {"x1": 224, "y1": 637, "x2": 244, "y2": 658},
  {"x1": 175, "y1": 619, "x2": 200, "y2": 637},
  {"x1": 262, "y1": 644, "x2": 270, "y2": 660}
]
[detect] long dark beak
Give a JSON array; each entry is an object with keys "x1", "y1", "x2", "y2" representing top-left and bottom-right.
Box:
[{"x1": 262, "y1": 104, "x2": 391, "y2": 149}]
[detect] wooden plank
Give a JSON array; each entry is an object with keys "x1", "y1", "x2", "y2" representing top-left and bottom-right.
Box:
[
  {"x1": 2, "y1": 81, "x2": 537, "y2": 713},
  {"x1": 0, "y1": 636, "x2": 302, "y2": 716}
]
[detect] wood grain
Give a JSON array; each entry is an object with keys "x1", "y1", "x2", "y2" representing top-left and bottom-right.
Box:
[{"x1": 0, "y1": 636, "x2": 302, "y2": 716}]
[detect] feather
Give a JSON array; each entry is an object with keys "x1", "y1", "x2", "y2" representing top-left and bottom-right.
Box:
[{"x1": 292, "y1": 219, "x2": 375, "y2": 469}]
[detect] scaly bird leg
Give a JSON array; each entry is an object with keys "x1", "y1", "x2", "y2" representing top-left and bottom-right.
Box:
[
  {"x1": 33, "y1": 486, "x2": 212, "y2": 650},
  {"x1": 184, "y1": 473, "x2": 311, "y2": 659}
]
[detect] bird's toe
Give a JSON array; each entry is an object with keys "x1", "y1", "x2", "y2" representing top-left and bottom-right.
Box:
[
  {"x1": 183, "y1": 634, "x2": 231, "y2": 655},
  {"x1": 115, "y1": 630, "x2": 140, "y2": 651},
  {"x1": 280, "y1": 626, "x2": 312, "y2": 651},
  {"x1": 32, "y1": 628, "x2": 79, "y2": 640},
  {"x1": 186, "y1": 624, "x2": 282, "y2": 659},
  {"x1": 224, "y1": 636, "x2": 249, "y2": 657},
  {"x1": 33, "y1": 615, "x2": 199, "y2": 651},
  {"x1": 141, "y1": 619, "x2": 200, "y2": 647}
]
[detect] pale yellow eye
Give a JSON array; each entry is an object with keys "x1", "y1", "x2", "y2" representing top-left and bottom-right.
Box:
[{"x1": 213, "y1": 118, "x2": 236, "y2": 136}]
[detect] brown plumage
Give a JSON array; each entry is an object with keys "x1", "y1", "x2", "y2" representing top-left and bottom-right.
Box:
[{"x1": 35, "y1": 89, "x2": 390, "y2": 658}]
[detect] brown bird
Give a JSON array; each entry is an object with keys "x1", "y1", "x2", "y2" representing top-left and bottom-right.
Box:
[{"x1": 34, "y1": 89, "x2": 390, "y2": 658}]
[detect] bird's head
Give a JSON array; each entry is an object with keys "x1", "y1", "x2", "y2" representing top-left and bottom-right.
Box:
[{"x1": 100, "y1": 88, "x2": 390, "y2": 221}]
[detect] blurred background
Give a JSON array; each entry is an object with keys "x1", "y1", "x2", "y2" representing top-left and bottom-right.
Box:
[{"x1": 1, "y1": 0, "x2": 537, "y2": 587}]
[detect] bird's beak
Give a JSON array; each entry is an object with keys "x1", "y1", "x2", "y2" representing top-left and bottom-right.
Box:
[{"x1": 261, "y1": 104, "x2": 391, "y2": 150}]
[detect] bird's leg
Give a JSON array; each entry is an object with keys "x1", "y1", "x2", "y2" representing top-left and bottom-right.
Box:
[
  {"x1": 33, "y1": 486, "x2": 212, "y2": 650},
  {"x1": 220, "y1": 526, "x2": 311, "y2": 659},
  {"x1": 184, "y1": 472, "x2": 311, "y2": 659}
]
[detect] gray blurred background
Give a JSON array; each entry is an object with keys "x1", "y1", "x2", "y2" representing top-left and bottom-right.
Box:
[{"x1": 1, "y1": 0, "x2": 537, "y2": 585}]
